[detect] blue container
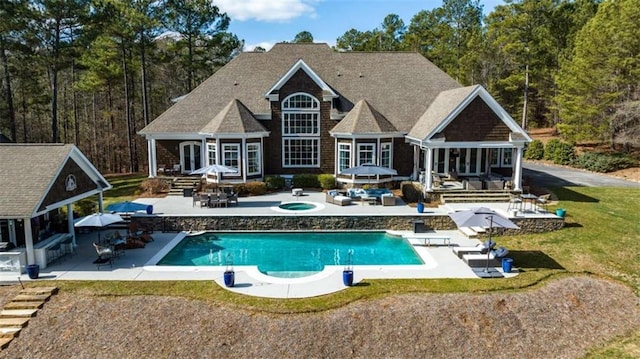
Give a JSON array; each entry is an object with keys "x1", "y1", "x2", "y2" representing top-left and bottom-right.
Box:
[
  {"x1": 146, "y1": 205, "x2": 153, "y2": 214},
  {"x1": 502, "y1": 258, "x2": 513, "y2": 273},
  {"x1": 555, "y1": 208, "x2": 566, "y2": 218},
  {"x1": 343, "y1": 270, "x2": 354, "y2": 286},
  {"x1": 26, "y1": 264, "x2": 40, "y2": 279},
  {"x1": 416, "y1": 202, "x2": 424, "y2": 213},
  {"x1": 223, "y1": 271, "x2": 235, "y2": 287}
]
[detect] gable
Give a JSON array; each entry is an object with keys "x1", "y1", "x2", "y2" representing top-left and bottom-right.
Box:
[
  {"x1": 38, "y1": 157, "x2": 103, "y2": 212},
  {"x1": 442, "y1": 97, "x2": 511, "y2": 142},
  {"x1": 265, "y1": 59, "x2": 337, "y2": 102},
  {"x1": 279, "y1": 69, "x2": 324, "y2": 101}
]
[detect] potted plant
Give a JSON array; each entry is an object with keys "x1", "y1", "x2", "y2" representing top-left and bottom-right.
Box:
[{"x1": 223, "y1": 254, "x2": 234, "y2": 287}]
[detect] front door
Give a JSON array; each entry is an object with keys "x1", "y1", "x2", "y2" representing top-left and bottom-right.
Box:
[{"x1": 180, "y1": 142, "x2": 202, "y2": 173}]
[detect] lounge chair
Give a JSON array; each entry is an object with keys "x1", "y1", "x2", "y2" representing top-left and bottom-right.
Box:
[
  {"x1": 326, "y1": 190, "x2": 351, "y2": 206},
  {"x1": 462, "y1": 246, "x2": 508, "y2": 267}
]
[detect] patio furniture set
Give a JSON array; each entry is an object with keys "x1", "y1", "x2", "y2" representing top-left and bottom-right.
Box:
[{"x1": 193, "y1": 190, "x2": 239, "y2": 208}]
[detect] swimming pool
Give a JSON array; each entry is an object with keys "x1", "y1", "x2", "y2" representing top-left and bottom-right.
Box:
[{"x1": 156, "y1": 231, "x2": 423, "y2": 277}]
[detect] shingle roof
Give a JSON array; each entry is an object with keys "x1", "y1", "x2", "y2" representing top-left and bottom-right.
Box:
[
  {"x1": 0, "y1": 144, "x2": 74, "y2": 218},
  {"x1": 200, "y1": 99, "x2": 268, "y2": 135},
  {"x1": 407, "y1": 85, "x2": 479, "y2": 140},
  {"x1": 330, "y1": 100, "x2": 398, "y2": 135},
  {"x1": 140, "y1": 43, "x2": 461, "y2": 135},
  {"x1": 0, "y1": 144, "x2": 110, "y2": 218}
]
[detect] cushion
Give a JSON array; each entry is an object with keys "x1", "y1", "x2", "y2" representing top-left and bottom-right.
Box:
[{"x1": 328, "y1": 190, "x2": 338, "y2": 197}]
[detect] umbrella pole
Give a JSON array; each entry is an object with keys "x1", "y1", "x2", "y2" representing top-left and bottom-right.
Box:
[{"x1": 485, "y1": 215, "x2": 493, "y2": 273}]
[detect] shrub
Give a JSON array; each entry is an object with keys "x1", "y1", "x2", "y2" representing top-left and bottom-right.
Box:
[
  {"x1": 575, "y1": 152, "x2": 638, "y2": 173},
  {"x1": 264, "y1": 176, "x2": 285, "y2": 190},
  {"x1": 140, "y1": 178, "x2": 170, "y2": 195},
  {"x1": 553, "y1": 141, "x2": 577, "y2": 165},
  {"x1": 292, "y1": 173, "x2": 320, "y2": 188},
  {"x1": 544, "y1": 139, "x2": 576, "y2": 165},
  {"x1": 73, "y1": 198, "x2": 97, "y2": 217},
  {"x1": 243, "y1": 181, "x2": 267, "y2": 196},
  {"x1": 524, "y1": 140, "x2": 544, "y2": 160},
  {"x1": 544, "y1": 139, "x2": 563, "y2": 161},
  {"x1": 318, "y1": 174, "x2": 336, "y2": 189}
]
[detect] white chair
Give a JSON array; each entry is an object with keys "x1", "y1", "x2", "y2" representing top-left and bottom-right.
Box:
[{"x1": 536, "y1": 194, "x2": 551, "y2": 212}]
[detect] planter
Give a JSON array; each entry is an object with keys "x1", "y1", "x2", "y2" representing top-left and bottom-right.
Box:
[
  {"x1": 223, "y1": 270, "x2": 235, "y2": 287},
  {"x1": 502, "y1": 258, "x2": 513, "y2": 273},
  {"x1": 146, "y1": 205, "x2": 154, "y2": 214},
  {"x1": 26, "y1": 264, "x2": 40, "y2": 279},
  {"x1": 555, "y1": 208, "x2": 566, "y2": 218},
  {"x1": 342, "y1": 270, "x2": 354, "y2": 286},
  {"x1": 416, "y1": 202, "x2": 424, "y2": 213}
]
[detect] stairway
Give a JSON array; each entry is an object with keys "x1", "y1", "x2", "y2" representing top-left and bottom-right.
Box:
[
  {"x1": 0, "y1": 287, "x2": 58, "y2": 350},
  {"x1": 440, "y1": 190, "x2": 512, "y2": 204},
  {"x1": 168, "y1": 177, "x2": 200, "y2": 196}
]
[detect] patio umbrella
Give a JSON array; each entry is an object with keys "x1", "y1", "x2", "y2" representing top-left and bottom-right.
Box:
[
  {"x1": 74, "y1": 213, "x2": 124, "y2": 242},
  {"x1": 191, "y1": 164, "x2": 238, "y2": 175},
  {"x1": 105, "y1": 201, "x2": 149, "y2": 213},
  {"x1": 448, "y1": 207, "x2": 519, "y2": 273},
  {"x1": 191, "y1": 164, "x2": 238, "y2": 185}
]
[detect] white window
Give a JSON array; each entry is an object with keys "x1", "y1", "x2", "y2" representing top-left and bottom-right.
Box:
[
  {"x1": 222, "y1": 144, "x2": 240, "y2": 176},
  {"x1": 282, "y1": 93, "x2": 321, "y2": 168},
  {"x1": 247, "y1": 143, "x2": 261, "y2": 175},
  {"x1": 283, "y1": 138, "x2": 319, "y2": 167},
  {"x1": 207, "y1": 143, "x2": 217, "y2": 165},
  {"x1": 502, "y1": 148, "x2": 513, "y2": 166},
  {"x1": 490, "y1": 148, "x2": 500, "y2": 167},
  {"x1": 338, "y1": 143, "x2": 351, "y2": 172},
  {"x1": 357, "y1": 144, "x2": 375, "y2": 165},
  {"x1": 380, "y1": 143, "x2": 391, "y2": 168}
]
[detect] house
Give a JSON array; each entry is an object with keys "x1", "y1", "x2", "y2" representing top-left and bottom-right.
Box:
[
  {"x1": 0, "y1": 144, "x2": 111, "y2": 271},
  {"x1": 139, "y1": 43, "x2": 531, "y2": 192}
]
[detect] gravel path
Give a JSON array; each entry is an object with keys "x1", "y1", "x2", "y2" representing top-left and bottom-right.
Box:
[{"x1": 0, "y1": 276, "x2": 637, "y2": 358}]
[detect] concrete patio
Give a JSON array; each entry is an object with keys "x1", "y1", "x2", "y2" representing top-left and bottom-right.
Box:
[{"x1": 3, "y1": 190, "x2": 553, "y2": 298}]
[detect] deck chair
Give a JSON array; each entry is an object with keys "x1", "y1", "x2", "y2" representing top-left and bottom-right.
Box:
[
  {"x1": 507, "y1": 194, "x2": 523, "y2": 212},
  {"x1": 536, "y1": 194, "x2": 551, "y2": 212},
  {"x1": 93, "y1": 242, "x2": 113, "y2": 269}
]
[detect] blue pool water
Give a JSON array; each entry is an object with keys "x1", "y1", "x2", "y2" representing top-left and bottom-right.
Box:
[{"x1": 157, "y1": 232, "x2": 423, "y2": 276}]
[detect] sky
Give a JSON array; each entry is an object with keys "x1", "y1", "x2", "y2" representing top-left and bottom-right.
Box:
[{"x1": 212, "y1": 0, "x2": 505, "y2": 51}]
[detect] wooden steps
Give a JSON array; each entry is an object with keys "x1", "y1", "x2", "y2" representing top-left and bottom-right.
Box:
[
  {"x1": 168, "y1": 177, "x2": 199, "y2": 196},
  {"x1": 0, "y1": 286, "x2": 58, "y2": 351}
]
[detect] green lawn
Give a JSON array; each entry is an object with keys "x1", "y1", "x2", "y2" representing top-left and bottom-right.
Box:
[{"x1": 57, "y1": 181, "x2": 640, "y2": 357}]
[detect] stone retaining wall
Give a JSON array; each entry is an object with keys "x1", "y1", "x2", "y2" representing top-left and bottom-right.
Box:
[{"x1": 133, "y1": 215, "x2": 564, "y2": 234}]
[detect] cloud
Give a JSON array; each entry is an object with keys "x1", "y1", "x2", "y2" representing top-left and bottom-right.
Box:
[
  {"x1": 244, "y1": 41, "x2": 276, "y2": 51},
  {"x1": 214, "y1": 0, "x2": 318, "y2": 22}
]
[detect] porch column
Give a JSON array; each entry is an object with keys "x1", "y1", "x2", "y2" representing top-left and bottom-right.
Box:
[
  {"x1": 148, "y1": 138, "x2": 156, "y2": 177},
  {"x1": 512, "y1": 146, "x2": 523, "y2": 191},
  {"x1": 98, "y1": 190, "x2": 104, "y2": 213},
  {"x1": 67, "y1": 203, "x2": 76, "y2": 247},
  {"x1": 24, "y1": 218, "x2": 34, "y2": 265},
  {"x1": 425, "y1": 147, "x2": 434, "y2": 191},
  {"x1": 412, "y1": 145, "x2": 419, "y2": 180}
]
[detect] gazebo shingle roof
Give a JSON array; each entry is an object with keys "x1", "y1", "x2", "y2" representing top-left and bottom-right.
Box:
[
  {"x1": 0, "y1": 144, "x2": 74, "y2": 218},
  {"x1": 139, "y1": 43, "x2": 461, "y2": 136}
]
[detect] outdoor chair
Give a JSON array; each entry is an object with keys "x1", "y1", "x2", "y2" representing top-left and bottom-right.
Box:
[
  {"x1": 171, "y1": 163, "x2": 181, "y2": 176},
  {"x1": 218, "y1": 193, "x2": 229, "y2": 207},
  {"x1": 200, "y1": 194, "x2": 209, "y2": 208},
  {"x1": 93, "y1": 242, "x2": 113, "y2": 269},
  {"x1": 507, "y1": 194, "x2": 523, "y2": 212},
  {"x1": 536, "y1": 194, "x2": 551, "y2": 212},
  {"x1": 192, "y1": 192, "x2": 200, "y2": 207}
]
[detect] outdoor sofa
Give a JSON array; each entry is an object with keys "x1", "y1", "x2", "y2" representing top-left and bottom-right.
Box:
[{"x1": 326, "y1": 191, "x2": 351, "y2": 206}]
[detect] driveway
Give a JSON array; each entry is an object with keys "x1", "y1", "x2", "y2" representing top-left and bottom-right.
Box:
[{"x1": 523, "y1": 161, "x2": 640, "y2": 188}]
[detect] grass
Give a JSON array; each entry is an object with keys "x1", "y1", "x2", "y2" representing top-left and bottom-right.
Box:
[{"x1": 48, "y1": 183, "x2": 640, "y2": 356}]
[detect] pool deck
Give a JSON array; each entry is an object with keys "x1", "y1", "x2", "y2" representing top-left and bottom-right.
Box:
[{"x1": 5, "y1": 190, "x2": 544, "y2": 298}]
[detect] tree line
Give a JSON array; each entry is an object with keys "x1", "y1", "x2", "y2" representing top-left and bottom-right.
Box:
[
  {"x1": 334, "y1": 0, "x2": 639, "y2": 150},
  {"x1": 1, "y1": 0, "x2": 638, "y2": 176},
  {"x1": 0, "y1": 0, "x2": 241, "y2": 173}
]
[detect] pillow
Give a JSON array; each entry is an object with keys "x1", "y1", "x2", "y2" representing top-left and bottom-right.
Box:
[
  {"x1": 328, "y1": 190, "x2": 338, "y2": 196},
  {"x1": 493, "y1": 246, "x2": 509, "y2": 258}
]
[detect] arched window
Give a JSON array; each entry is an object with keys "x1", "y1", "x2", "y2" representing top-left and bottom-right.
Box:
[{"x1": 282, "y1": 93, "x2": 320, "y2": 167}]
